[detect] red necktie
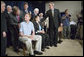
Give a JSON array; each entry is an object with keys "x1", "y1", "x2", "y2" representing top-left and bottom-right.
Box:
[{"x1": 17, "y1": 16, "x2": 20, "y2": 22}]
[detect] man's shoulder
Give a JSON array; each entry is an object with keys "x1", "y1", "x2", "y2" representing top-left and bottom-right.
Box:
[
  {"x1": 33, "y1": 21, "x2": 37, "y2": 25},
  {"x1": 54, "y1": 8, "x2": 59, "y2": 11},
  {"x1": 9, "y1": 13, "x2": 15, "y2": 18},
  {"x1": 2, "y1": 12, "x2": 8, "y2": 16},
  {"x1": 20, "y1": 21, "x2": 26, "y2": 25},
  {"x1": 47, "y1": 9, "x2": 51, "y2": 12},
  {"x1": 46, "y1": 10, "x2": 51, "y2": 14},
  {"x1": 47, "y1": 8, "x2": 59, "y2": 12},
  {"x1": 29, "y1": 21, "x2": 33, "y2": 24}
]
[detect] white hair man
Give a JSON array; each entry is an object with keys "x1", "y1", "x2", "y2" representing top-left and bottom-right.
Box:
[
  {"x1": 34, "y1": 8, "x2": 39, "y2": 15},
  {"x1": 7, "y1": 5, "x2": 12, "y2": 14},
  {"x1": 32, "y1": 8, "x2": 39, "y2": 21}
]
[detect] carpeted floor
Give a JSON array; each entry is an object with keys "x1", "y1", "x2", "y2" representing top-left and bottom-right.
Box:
[{"x1": 6, "y1": 39, "x2": 83, "y2": 56}]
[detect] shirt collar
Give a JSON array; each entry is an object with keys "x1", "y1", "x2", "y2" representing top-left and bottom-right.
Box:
[{"x1": 24, "y1": 21, "x2": 30, "y2": 24}]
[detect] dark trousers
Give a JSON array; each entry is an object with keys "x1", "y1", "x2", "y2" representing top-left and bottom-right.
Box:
[
  {"x1": 36, "y1": 33, "x2": 49, "y2": 49},
  {"x1": 63, "y1": 26, "x2": 70, "y2": 39},
  {"x1": 1, "y1": 36, "x2": 7, "y2": 56},
  {"x1": 49, "y1": 28, "x2": 58, "y2": 46},
  {"x1": 7, "y1": 27, "x2": 12, "y2": 47},
  {"x1": 44, "y1": 34, "x2": 50, "y2": 46},
  {"x1": 10, "y1": 25, "x2": 19, "y2": 50}
]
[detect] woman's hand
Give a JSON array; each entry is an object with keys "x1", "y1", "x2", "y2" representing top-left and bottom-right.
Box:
[{"x1": 39, "y1": 30, "x2": 45, "y2": 34}]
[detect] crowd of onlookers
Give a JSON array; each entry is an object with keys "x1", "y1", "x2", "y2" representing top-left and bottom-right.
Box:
[{"x1": 1, "y1": 1, "x2": 83, "y2": 56}]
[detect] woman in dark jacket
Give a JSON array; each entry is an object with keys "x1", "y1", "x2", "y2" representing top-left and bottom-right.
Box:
[{"x1": 33, "y1": 16, "x2": 50, "y2": 51}]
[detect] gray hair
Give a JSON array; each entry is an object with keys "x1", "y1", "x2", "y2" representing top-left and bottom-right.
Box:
[
  {"x1": 49, "y1": 2, "x2": 54, "y2": 6},
  {"x1": 7, "y1": 5, "x2": 12, "y2": 9},
  {"x1": 1, "y1": 1, "x2": 5, "y2": 5},
  {"x1": 34, "y1": 8, "x2": 39, "y2": 12}
]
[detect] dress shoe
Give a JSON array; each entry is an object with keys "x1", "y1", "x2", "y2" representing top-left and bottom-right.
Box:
[
  {"x1": 42, "y1": 49, "x2": 45, "y2": 52},
  {"x1": 54, "y1": 44, "x2": 57, "y2": 47},
  {"x1": 45, "y1": 46, "x2": 50, "y2": 49},
  {"x1": 50, "y1": 44, "x2": 53, "y2": 47},
  {"x1": 5, "y1": 54, "x2": 8, "y2": 56},
  {"x1": 14, "y1": 49, "x2": 20, "y2": 53},
  {"x1": 29, "y1": 54, "x2": 35, "y2": 56},
  {"x1": 34, "y1": 51, "x2": 43, "y2": 55},
  {"x1": 58, "y1": 40, "x2": 63, "y2": 43}
]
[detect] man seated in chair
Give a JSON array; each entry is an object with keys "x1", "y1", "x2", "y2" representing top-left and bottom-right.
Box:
[{"x1": 19, "y1": 13, "x2": 43, "y2": 56}]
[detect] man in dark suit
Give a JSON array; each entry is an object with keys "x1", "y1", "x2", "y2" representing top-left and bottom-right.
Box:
[
  {"x1": 1, "y1": 1, "x2": 7, "y2": 56},
  {"x1": 6, "y1": 5, "x2": 12, "y2": 47},
  {"x1": 22, "y1": 2, "x2": 31, "y2": 21},
  {"x1": 41, "y1": 2, "x2": 62, "y2": 47},
  {"x1": 9, "y1": 6, "x2": 22, "y2": 52},
  {"x1": 32, "y1": 8, "x2": 39, "y2": 21}
]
